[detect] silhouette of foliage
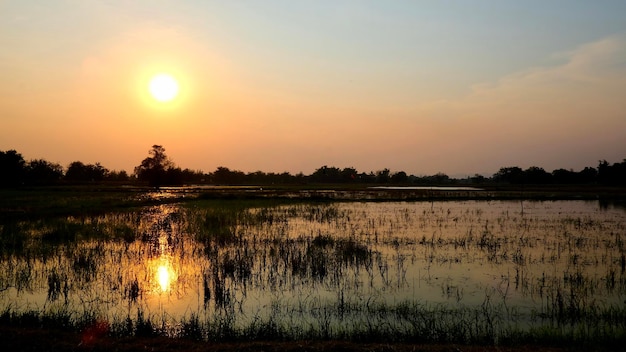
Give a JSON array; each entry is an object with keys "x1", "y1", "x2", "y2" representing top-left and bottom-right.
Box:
[
  {"x1": 493, "y1": 167, "x2": 525, "y2": 184},
  {"x1": 524, "y1": 166, "x2": 552, "y2": 184},
  {"x1": 0, "y1": 150, "x2": 26, "y2": 187},
  {"x1": 2, "y1": 147, "x2": 625, "y2": 187},
  {"x1": 25, "y1": 159, "x2": 63, "y2": 185},
  {"x1": 134, "y1": 145, "x2": 179, "y2": 187},
  {"x1": 391, "y1": 171, "x2": 408, "y2": 183},
  {"x1": 551, "y1": 167, "x2": 597, "y2": 184},
  {"x1": 210, "y1": 166, "x2": 244, "y2": 184},
  {"x1": 376, "y1": 168, "x2": 391, "y2": 183},
  {"x1": 105, "y1": 170, "x2": 130, "y2": 182},
  {"x1": 65, "y1": 161, "x2": 108, "y2": 183},
  {"x1": 598, "y1": 159, "x2": 626, "y2": 186}
]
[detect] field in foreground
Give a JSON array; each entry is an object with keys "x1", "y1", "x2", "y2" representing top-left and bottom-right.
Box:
[
  {"x1": 1, "y1": 186, "x2": 625, "y2": 351},
  {"x1": 0, "y1": 324, "x2": 571, "y2": 352}
]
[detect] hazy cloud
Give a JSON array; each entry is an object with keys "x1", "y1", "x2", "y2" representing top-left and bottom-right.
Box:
[{"x1": 400, "y1": 35, "x2": 626, "y2": 174}]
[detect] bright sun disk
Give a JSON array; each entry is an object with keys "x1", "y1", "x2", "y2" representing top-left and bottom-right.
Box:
[{"x1": 149, "y1": 73, "x2": 179, "y2": 102}]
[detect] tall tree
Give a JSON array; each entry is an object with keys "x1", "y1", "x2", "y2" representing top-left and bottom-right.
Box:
[{"x1": 134, "y1": 145, "x2": 175, "y2": 187}]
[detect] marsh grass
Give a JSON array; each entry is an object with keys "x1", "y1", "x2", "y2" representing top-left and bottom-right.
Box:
[
  {"x1": 4, "y1": 297, "x2": 624, "y2": 348},
  {"x1": 1, "y1": 198, "x2": 626, "y2": 347}
]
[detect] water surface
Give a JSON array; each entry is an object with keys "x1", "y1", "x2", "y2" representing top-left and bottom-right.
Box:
[{"x1": 1, "y1": 199, "x2": 624, "y2": 336}]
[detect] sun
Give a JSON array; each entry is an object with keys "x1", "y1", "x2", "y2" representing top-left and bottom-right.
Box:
[{"x1": 148, "y1": 73, "x2": 179, "y2": 102}]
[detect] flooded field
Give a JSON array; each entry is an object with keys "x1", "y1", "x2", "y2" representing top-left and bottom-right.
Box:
[{"x1": 1, "y1": 198, "x2": 625, "y2": 343}]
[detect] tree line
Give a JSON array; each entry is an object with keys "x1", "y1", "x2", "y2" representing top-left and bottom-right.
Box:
[{"x1": 1, "y1": 145, "x2": 625, "y2": 187}]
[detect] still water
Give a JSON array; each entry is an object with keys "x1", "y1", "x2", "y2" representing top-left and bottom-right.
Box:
[{"x1": 1, "y1": 199, "x2": 624, "y2": 335}]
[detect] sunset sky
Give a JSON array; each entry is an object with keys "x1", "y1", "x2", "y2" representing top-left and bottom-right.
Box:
[{"x1": 1, "y1": 1, "x2": 625, "y2": 176}]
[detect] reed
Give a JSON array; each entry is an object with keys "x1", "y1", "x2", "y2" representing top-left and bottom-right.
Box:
[{"x1": 1, "y1": 197, "x2": 625, "y2": 348}]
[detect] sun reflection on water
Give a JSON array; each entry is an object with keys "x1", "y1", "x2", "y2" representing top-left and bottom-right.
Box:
[
  {"x1": 157, "y1": 263, "x2": 171, "y2": 292},
  {"x1": 151, "y1": 256, "x2": 177, "y2": 294},
  {"x1": 5, "y1": 201, "x2": 626, "y2": 339}
]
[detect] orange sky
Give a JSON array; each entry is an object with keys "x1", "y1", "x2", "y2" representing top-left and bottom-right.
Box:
[{"x1": 1, "y1": 1, "x2": 625, "y2": 176}]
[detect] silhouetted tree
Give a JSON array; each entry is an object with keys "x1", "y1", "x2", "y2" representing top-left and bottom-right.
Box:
[
  {"x1": 0, "y1": 150, "x2": 26, "y2": 187},
  {"x1": 578, "y1": 167, "x2": 598, "y2": 184},
  {"x1": 165, "y1": 167, "x2": 183, "y2": 185},
  {"x1": 433, "y1": 172, "x2": 450, "y2": 184},
  {"x1": 180, "y1": 168, "x2": 206, "y2": 184},
  {"x1": 212, "y1": 166, "x2": 230, "y2": 184},
  {"x1": 311, "y1": 166, "x2": 343, "y2": 183},
  {"x1": 598, "y1": 160, "x2": 611, "y2": 185},
  {"x1": 470, "y1": 174, "x2": 487, "y2": 184},
  {"x1": 376, "y1": 169, "x2": 390, "y2": 183},
  {"x1": 391, "y1": 171, "x2": 408, "y2": 183},
  {"x1": 25, "y1": 159, "x2": 63, "y2": 185},
  {"x1": 358, "y1": 172, "x2": 376, "y2": 183},
  {"x1": 278, "y1": 171, "x2": 296, "y2": 184},
  {"x1": 65, "y1": 161, "x2": 88, "y2": 181},
  {"x1": 3, "y1": 146, "x2": 622, "y2": 188},
  {"x1": 340, "y1": 167, "x2": 358, "y2": 182},
  {"x1": 246, "y1": 171, "x2": 266, "y2": 184},
  {"x1": 106, "y1": 170, "x2": 130, "y2": 182},
  {"x1": 65, "y1": 161, "x2": 108, "y2": 182},
  {"x1": 212, "y1": 166, "x2": 245, "y2": 184},
  {"x1": 493, "y1": 167, "x2": 525, "y2": 184},
  {"x1": 552, "y1": 168, "x2": 577, "y2": 184},
  {"x1": 551, "y1": 167, "x2": 597, "y2": 184},
  {"x1": 598, "y1": 159, "x2": 626, "y2": 186},
  {"x1": 524, "y1": 166, "x2": 552, "y2": 184},
  {"x1": 134, "y1": 145, "x2": 177, "y2": 187}
]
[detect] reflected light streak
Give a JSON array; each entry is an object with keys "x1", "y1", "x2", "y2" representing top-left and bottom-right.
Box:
[
  {"x1": 157, "y1": 264, "x2": 171, "y2": 292},
  {"x1": 152, "y1": 253, "x2": 177, "y2": 294}
]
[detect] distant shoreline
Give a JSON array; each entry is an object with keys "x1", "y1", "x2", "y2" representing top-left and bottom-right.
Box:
[
  {"x1": 3, "y1": 184, "x2": 626, "y2": 201},
  {"x1": 192, "y1": 186, "x2": 626, "y2": 202},
  {"x1": 2, "y1": 184, "x2": 625, "y2": 221}
]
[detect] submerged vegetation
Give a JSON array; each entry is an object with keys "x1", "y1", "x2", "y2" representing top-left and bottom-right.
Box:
[{"x1": 1, "y1": 192, "x2": 626, "y2": 349}]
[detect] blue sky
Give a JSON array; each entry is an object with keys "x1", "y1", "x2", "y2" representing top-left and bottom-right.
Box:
[{"x1": 1, "y1": 1, "x2": 625, "y2": 175}]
